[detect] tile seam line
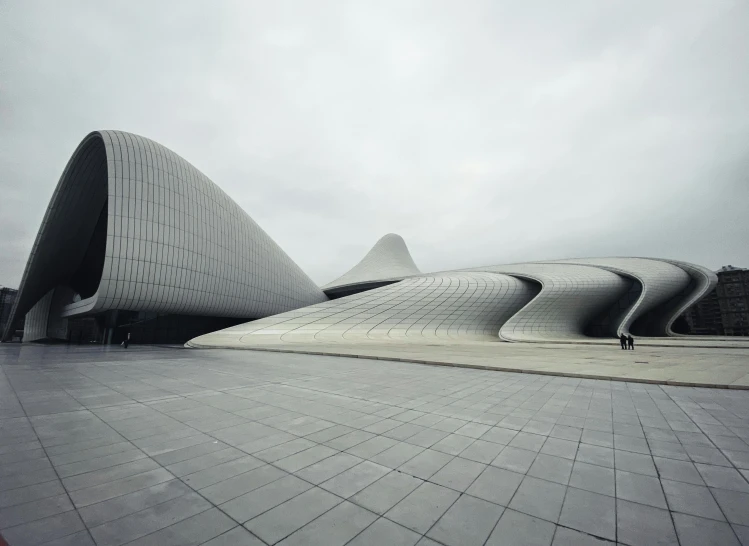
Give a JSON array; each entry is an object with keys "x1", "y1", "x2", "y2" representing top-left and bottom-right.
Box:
[{"x1": 186, "y1": 345, "x2": 749, "y2": 390}]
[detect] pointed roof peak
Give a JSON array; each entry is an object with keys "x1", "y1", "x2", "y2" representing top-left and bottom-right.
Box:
[{"x1": 322, "y1": 233, "x2": 421, "y2": 290}]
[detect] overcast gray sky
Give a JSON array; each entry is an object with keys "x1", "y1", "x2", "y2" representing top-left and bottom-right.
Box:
[{"x1": 1, "y1": 0, "x2": 747, "y2": 288}]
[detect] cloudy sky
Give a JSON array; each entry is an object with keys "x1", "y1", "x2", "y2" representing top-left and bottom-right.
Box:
[{"x1": 1, "y1": 0, "x2": 747, "y2": 288}]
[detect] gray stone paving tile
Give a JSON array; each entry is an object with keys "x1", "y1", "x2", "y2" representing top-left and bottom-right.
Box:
[
  {"x1": 431, "y1": 433, "x2": 475, "y2": 455},
  {"x1": 406, "y1": 427, "x2": 451, "y2": 448},
  {"x1": 305, "y1": 424, "x2": 355, "y2": 442},
  {"x1": 540, "y1": 437, "x2": 578, "y2": 460},
  {"x1": 78, "y1": 479, "x2": 191, "y2": 527},
  {"x1": 244, "y1": 486, "x2": 341, "y2": 545},
  {"x1": 0, "y1": 467, "x2": 58, "y2": 492},
  {"x1": 430, "y1": 457, "x2": 486, "y2": 492},
  {"x1": 199, "y1": 464, "x2": 287, "y2": 504},
  {"x1": 221, "y1": 474, "x2": 312, "y2": 523},
  {"x1": 397, "y1": 448, "x2": 453, "y2": 480},
  {"x1": 696, "y1": 463, "x2": 749, "y2": 492},
  {"x1": 253, "y1": 438, "x2": 317, "y2": 462},
  {"x1": 41, "y1": 529, "x2": 97, "y2": 546},
  {"x1": 733, "y1": 524, "x2": 749, "y2": 546},
  {"x1": 615, "y1": 469, "x2": 667, "y2": 509},
  {"x1": 201, "y1": 525, "x2": 266, "y2": 545},
  {"x1": 662, "y1": 479, "x2": 725, "y2": 520},
  {"x1": 485, "y1": 508, "x2": 556, "y2": 546},
  {"x1": 491, "y1": 446, "x2": 537, "y2": 473},
  {"x1": 685, "y1": 445, "x2": 732, "y2": 466},
  {"x1": 1, "y1": 511, "x2": 87, "y2": 546},
  {"x1": 346, "y1": 436, "x2": 399, "y2": 458},
  {"x1": 0, "y1": 479, "x2": 65, "y2": 509},
  {"x1": 63, "y1": 458, "x2": 161, "y2": 492},
  {"x1": 278, "y1": 500, "x2": 378, "y2": 546},
  {"x1": 362, "y1": 419, "x2": 403, "y2": 435},
  {"x1": 615, "y1": 435, "x2": 650, "y2": 454},
  {"x1": 508, "y1": 431, "x2": 546, "y2": 452},
  {"x1": 480, "y1": 426, "x2": 518, "y2": 445},
  {"x1": 385, "y1": 482, "x2": 460, "y2": 534},
  {"x1": 615, "y1": 449, "x2": 657, "y2": 476},
  {"x1": 508, "y1": 476, "x2": 567, "y2": 523},
  {"x1": 275, "y1": 444, "x2": 337, "y2": 473},
  {"x1": 69, "y1": 468, "x2": 174, "y2": 508},
  {"x1": 551, "y1": 526, "x2": 610, "y2": 545},
  {"x1": 351, "y1": 470, "x2": 422, "y2": 514},
  {"x1": 0, "y1": 457, "x2": 52, "y2": 478},
  {"x1": 321, "y1": 460, "x2": 391, "y2": 498},
  {"x1": 528, "y1": 454, "x2": 573, "y2": 485},
  {"x1": 466, "y1": 465, "x2": 524, "y2": 506},
  {"x1": 725, "y1": 449, "x2": 749, "y2": 470},
  {"x1": 55, "y1": 448, "x2": 147, "y2": 478},
  {"x1": 0, "y1": 448, "x2": 46, "y2": 466},
  {"x1": 165, "y1": 447, "x2": 245, "y2": 477},
  {"x1": 135, "y1": 433, "x2": 213, "y2": 457},
  {"x1": 0, "y1": 494, "x2": 73, "y2": 530},
  {"x1": 325, "y1": 430, "x2": 376, "y2": 450},
  {"x1": 236, "y1": 432, "x2": 298, "y2": 454},
  {"x1": 124, "y1": 508, "x2": 236, "y2": 546},
  {"x1": 88, "y1": 492, "x2": 213, "y2": 546},
  {"x1": 616, "y1": 498, "x2": 678, "y2": 546},
  {"x1": 654, "y1": 457, "x2": 705, "y2": 485},
  {"x1": 580, "y1": 429, "x2": 614, "y2": 448},
  {"x1": 650, "y1": 440, "x2": 690, "y2": 461},
  {"x1": 712, "y1": 488, "x2": 749, "y2": 525},
  {"x1": 558, "y1": 487, "x2": 616, "y2": 541},
  {"x1": 458, "y1": 439, "x2": 505, "y2": 464},
  {"x1": 370, "y1": 442, "x2": 424, "y2": 469},
  {"x1": 432, "y1": 418, "x2": 469, "y2": 433},
  {"x1": 151, "y1": 440, "x2": 228, "y2": 466},
  {"x1": 455, "y1": 422, "x2": 492, "y2": 438},
  {"x1": 427, "y1": 494, "x2": 504, "y2": 546},
  {"x1": 294, "y1": 452, "x2": 363, "y2": 484},
  {"x1": 673, "y1": 512, "x2": 741, "y2": 546},
  {"x1": 568, "y1": 461, "x2": 615, "y2": 496},
  {"x1": 347, "y1": 517, "x2": 421, "y2": 546}
]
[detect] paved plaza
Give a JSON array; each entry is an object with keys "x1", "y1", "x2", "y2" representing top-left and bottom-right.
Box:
[
  {"x1": 1, "y1": 345, "x2": 749, "y2": 546},
  {"x1": 189, "y1": 338, "x2": 749, "y2": 389}
]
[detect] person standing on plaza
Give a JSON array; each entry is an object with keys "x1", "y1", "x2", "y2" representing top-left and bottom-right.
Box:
[
  {"x1": 620, "y1": 333, "x2": 627, "y2": 350},
  {"x1": 627, "y1": 334, "x2": 634, "y2": 350},
  {"x1": 123, "y1": 332, "x2": 131, "y2": 349}
]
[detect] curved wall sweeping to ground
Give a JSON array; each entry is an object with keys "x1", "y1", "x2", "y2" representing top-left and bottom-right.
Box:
[{"x1": 2, "y1": 130, "x2": 326, "y2": 342}]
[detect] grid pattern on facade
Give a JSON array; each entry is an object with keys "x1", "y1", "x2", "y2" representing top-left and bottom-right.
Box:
[
  {"x1": 547, "y1": 258, "x2": 691, "y2": 336},
  {"x1": 322, "y1": 233, "x2": 421, "y2": 291},
  {"x1": 93, "y1": 131, "x2": 327, "y2": 317},
  {"x1": 466, "y1": 264, "x2": 631, "y2": 342},
  {"x1": 192, "y1": 273, "x2": 538, "y2": 344},
  {"x1": 3, "y1": 130, "x2": 328, "y2": 342}
]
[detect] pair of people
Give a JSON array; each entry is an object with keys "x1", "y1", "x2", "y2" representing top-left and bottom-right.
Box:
[{"x1": 619, "y1": 333, "x2": 634, "y2": 350}]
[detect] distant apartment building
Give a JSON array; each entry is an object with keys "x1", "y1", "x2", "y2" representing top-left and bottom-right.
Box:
[
  {"x1": 0, "y1": 287, "x2": 22, "y2": 340},
  {"x1": 684, "y1": 265, "x2": 749, "y2": 336}
]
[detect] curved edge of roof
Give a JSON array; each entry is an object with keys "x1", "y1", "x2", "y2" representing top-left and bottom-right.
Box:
[
  {"x1": 321, "y1": 233, "x2": 421, "y2": 291},
  {"x1": 659, "y1": 259, "x2": 718, "y2": 336},
  {"x1": 468, "y1": 263, "x2": 630, "y2": 342},
  {"x1": 544, "y1": 257, "x2": 691, "y2": 336}
]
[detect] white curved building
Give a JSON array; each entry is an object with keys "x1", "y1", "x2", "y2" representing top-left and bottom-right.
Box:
[
  {"x1": 195, "y1": 272, "x2": 537, "y2": 345},
  {"x1": 189, "y1": 234, "x2": 719, "y2": 348},
  {"x1": 321, "y1": 233, "x2": 421, "y2": 298},
  {"x1": 3, "y1": 129, "x2": 720, "y2": 347},
  {"x1": 2, "y1": 130, "x2": 326, "y2": 344}
]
